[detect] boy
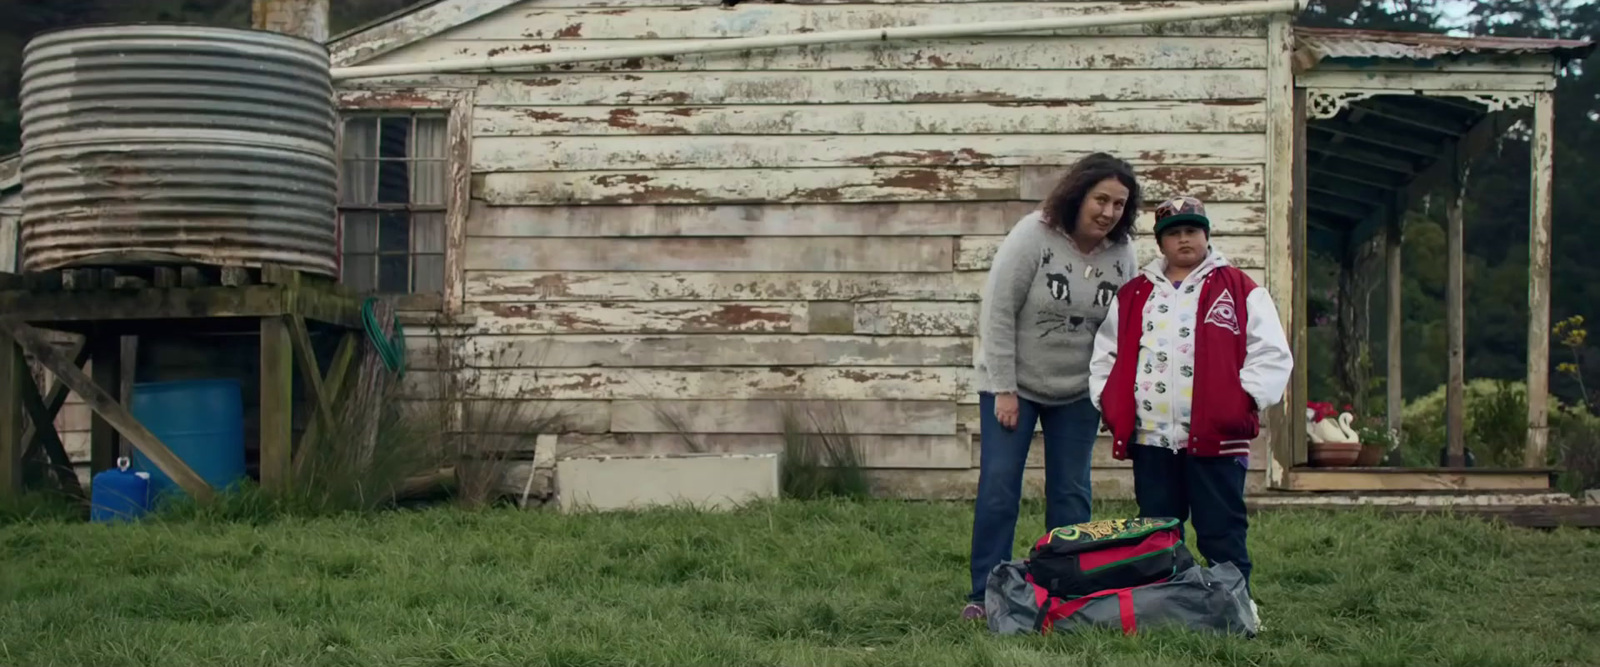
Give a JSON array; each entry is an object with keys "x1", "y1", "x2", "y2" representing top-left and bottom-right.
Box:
[{"x1": 1087, "y1": 195, "x2": 1293, "y2": 604}]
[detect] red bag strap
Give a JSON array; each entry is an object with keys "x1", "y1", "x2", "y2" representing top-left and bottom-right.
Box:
[{"x1": 1117, "y1": 590, "x2": 1137, "y2": 635}]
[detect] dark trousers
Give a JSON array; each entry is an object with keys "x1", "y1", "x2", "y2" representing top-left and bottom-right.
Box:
[
  {"x1": 967, "y1": 392, "x2": 1100, "y2": 603},
  {"x1": 1129, "y1": 444, "x2": 1253, "y2": 587}
]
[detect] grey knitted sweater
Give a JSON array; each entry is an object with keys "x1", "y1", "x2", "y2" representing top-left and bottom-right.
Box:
[{"x1": 974, "y1": 211, "x2": 1137, "y2": 406}]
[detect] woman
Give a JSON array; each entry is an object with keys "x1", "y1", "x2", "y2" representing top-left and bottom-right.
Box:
[{"x1": 963, "y1": 152, "x2": 1142, "y2": 619}]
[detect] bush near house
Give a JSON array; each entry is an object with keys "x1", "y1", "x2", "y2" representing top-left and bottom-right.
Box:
[{"x1": 1398, "y1": 378, "x2": 1600, "y2": 493}]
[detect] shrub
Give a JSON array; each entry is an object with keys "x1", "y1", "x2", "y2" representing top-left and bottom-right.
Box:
[{"x1": 778, "y1": 403, "x2": 870, "y2": 500}]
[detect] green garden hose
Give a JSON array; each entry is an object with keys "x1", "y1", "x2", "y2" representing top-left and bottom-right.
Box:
[{"x1": 362, "y1": 297, "x2": 406, "y2": 378}]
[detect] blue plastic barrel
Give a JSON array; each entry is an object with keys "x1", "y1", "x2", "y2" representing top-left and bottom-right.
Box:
[
  {"x1": 129, "y1": 378, "x2": 246, "y2": 500},
  {"x1": 90, "y1": 457, "x2": 152, "y2": 522}
]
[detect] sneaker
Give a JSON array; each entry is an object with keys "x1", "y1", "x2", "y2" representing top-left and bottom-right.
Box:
[
  {"x1": 1248, "y1": 599, "x2": 1264, "y2": 633},
  {"x1": 962, "y1": 603, "x2": 986, "y2": 620}
]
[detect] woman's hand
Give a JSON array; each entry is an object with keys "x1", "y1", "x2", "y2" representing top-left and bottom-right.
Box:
[{"x1": 994, "y1": 392, "x2": 1020, "y2": 430}]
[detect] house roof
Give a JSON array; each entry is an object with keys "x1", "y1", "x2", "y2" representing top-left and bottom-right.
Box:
[
  {"x1": 1295, "y1": 26, "x2": 1596, "y2": 70},
  {"x1": 326, "y1": 0, "x2": 526, "y2": 67}
]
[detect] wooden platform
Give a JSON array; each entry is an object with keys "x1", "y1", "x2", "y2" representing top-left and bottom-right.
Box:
[
  {"x1": 1249, "y1": 490, "x2": 1600, "y2": 529},
  {"x1": 1281, "y1": 466, "x2": 1554, "y2": 492},
  {"x1": 0, "y1": 263, "x2": 366, "y2": 502}
]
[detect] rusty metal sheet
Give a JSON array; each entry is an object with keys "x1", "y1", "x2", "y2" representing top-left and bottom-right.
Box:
[
  {"x1": 1295, "y1": 26, "x2": 1594, "y2": 68},
  {"x1": 18, "y1": 25, "x2": 338, "y2": 276}
]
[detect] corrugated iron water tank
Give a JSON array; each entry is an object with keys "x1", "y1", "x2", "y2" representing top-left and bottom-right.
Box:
[{"x1": 18, "y1": 24, "x2": 338, "y2": 277}]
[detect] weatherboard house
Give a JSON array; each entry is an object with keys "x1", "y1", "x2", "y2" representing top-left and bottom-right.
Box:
[{"x1": 0, "y1": 0, "x2": 1590, "y2": 500}]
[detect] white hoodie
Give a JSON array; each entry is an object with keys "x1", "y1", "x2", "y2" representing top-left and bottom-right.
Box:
[{"x1": 1087, "y1": 247, "x2": 1294, "y2": 452}]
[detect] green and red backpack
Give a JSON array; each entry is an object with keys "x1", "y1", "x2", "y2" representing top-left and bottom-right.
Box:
[{"x1": 1026, "y1": 517, "x2": 1195, "y2": 600}]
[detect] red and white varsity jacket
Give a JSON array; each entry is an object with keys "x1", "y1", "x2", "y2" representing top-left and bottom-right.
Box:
[{"x1": 1088, "y1": 249, "x2": 1293, "y2": 460}]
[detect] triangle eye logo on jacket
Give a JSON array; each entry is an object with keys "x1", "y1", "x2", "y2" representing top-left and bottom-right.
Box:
[{"x1": 1203, "y1": 289, "x2": 1240, "y2": 335}]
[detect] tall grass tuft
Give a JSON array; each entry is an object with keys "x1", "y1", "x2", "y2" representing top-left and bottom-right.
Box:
[{"x1": 779, "y1": 402, "x2": 870, "y2": 500}]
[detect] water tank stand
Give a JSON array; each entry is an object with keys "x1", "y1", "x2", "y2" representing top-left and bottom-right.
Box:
[{"x1": 0, "y1": 263, "x2": 366, "y2": 503}]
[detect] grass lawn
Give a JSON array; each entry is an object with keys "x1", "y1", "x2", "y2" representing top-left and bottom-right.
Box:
[{"x1": 2, "y1": 498, "x2": 1598, "y2": 667}]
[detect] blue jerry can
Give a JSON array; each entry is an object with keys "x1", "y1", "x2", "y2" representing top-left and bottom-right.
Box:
[{"x1": 90, "y1": 457, "x2": 152, "y2": 523}]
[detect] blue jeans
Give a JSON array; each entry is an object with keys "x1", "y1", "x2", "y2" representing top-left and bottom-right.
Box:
[{"x1": 967, "y1": 392, "x2": 1100, "y2": 603}]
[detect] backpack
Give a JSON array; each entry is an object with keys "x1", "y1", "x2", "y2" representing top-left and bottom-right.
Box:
[
  {"x1": 1025, "y1": 517, "x2": 1195, "y2": 600},
  {"x1": 985, "y1": 559, "x2": 1259, "y2": 637}
]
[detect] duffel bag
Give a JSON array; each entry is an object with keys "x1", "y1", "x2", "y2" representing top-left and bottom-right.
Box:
[
  {"x1": 984, "y1": 559, "x2": 1258, "y2": 637},
  {"x1": 1026, "y1": 517, "x2": 1194, "y2": 599}
]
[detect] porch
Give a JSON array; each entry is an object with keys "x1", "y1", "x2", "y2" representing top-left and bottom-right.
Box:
[{"x1": 1271, "y1": 28, "x2": 1595, "y2": 495}]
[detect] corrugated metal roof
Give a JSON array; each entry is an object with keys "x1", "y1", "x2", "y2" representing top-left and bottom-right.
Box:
[{"x1": 1296, "y1": 26, "x2": 1596, "y2": 66}]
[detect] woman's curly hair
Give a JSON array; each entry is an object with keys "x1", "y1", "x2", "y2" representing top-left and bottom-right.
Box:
[{"x1": 1037, "y1": 152, "x2": 1141, "y2": 245}]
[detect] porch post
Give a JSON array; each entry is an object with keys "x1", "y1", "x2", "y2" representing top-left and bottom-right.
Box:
[
  {"x1": 1445, "y1": 148, "x2": 1469, "y2": 468},
  {"x1": 1526, "y1": 90, "x2": 1555, "y2": 468},
  {"x1": 1386, "y1": 218, "x2": 1403, "y2": 440}
]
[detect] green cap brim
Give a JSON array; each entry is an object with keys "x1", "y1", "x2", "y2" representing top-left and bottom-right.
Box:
[{"x1": 1154, "y1": 213, "x2": 1210, "y2": 235}]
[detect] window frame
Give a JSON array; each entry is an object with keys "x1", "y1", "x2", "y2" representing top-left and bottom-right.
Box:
[{"x1": 334, "y1": 88, "x2": 473, "y2": 314}]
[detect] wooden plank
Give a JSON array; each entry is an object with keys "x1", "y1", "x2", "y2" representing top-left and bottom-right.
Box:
[
  {"x1": 88, "y1": 336, "x2": 121, "y2": 474},
  {"x1": 386, "y1": 36, "x2": 1267, "y2": 73},
  {"x1": 0, "y1": 286, "x2": 291, "y2": 324},
  {"x1": 291, "y1": 331, "x2": 358, "y2": 476},
  {"x1": 285, "y1": 315, "x2": 334, "y2": 437},
  {"x1": 1446, "y1": 157, "x2": 1467, "y2": 467},
  {"x1": 1263, "y1": 13, "x2": 1294, "y2": 487},
  {"x1": 468, "y1": 201, "x2": 1037, "y2": 237},
  {"x1": 259, "y1": 317, "x2": 293, "y2": 495},
  {"x1": 1288, "y1": 87, "x2": 1308, "y2": 469},
  {"x1": 329, "y1": 0, "x2": 526, "y2": 67},
  {"x1": 1387, "y1": 221, "x2": 1403, "y2": 437},
  {"x1": 411, "y1": 0, "x2": 1267, "y2": 6},
  {"x1": 464, "y1": 302, "x2": 811, "y2": 334},
  {"x1": 17, "y1": 359, "x2": 84, "y2": 495},
  {"x1": 1292, "y1": 70, "x2": 1553, "y2": 92},
  {"x1": 444, "y1": 5, "x2": 1269, "y2": 40},
  {"x1": 477, "y1": 165, "x2": 1264, "y2": 205},
  {"x1": 473, "y1": 133, "x2": 1268, "y2": 172},
  {"x1": 854, "y1": 301, "x2": 977, "y2": 336},
  {"x1": 863, "y1": 468, "x2": 1267, "y2": 501},
  {"x1": 550, "y1": 432, "x2": 972, "y2": 469},
  {"x1": 1283, "y1": 468, "x2": 1550, "y2": 492},
  {"x1": 410, "y1": 366, "x2": 974, "y2": 400},
  {"x1": 0, "y1": 320, "x2": 214, "y2": 501},
  {"x1": 473, "y1": 70, "x2": 1268, "y2": 106},
  {"x1": 446, "y1": 91, "x2": 476, "y2": 316},
  {"x1": 955, "y1": 234, "x2": 1266, "y2": 271},
  {"x1": 464, "y1": 270, "x2": 988, "y2": 302},
  {"x1": 21, "y1": 341, "x2": 89, "y2": 462},
  {"x1": 610, "y1": 399, "x2": 956, "y2": 435},
  {"x1": 474, "y1": 101, "x2": 1269, "y2": 137},
  {"x1": 1526, "y1": 90, "x2": 1554, "y2": 468},
  {"x1": 461, "y1": 399, "x2": 612, "y2": 433},
  {"x1": 1020, "y1": 165, "x2": 1265, "y2": 202},
  {"x1": 1365, "y1": 504, "x2": 1600, "y2": 529},
  {"x1": 464, "y1": 236, "x2": 954, "y2": 272},
  {"x1": 0, "y1": 335, "x2": 20, "y2": 498},
  {"x1": 455, "y1": 334, "x2": 974, "y2": 368}
]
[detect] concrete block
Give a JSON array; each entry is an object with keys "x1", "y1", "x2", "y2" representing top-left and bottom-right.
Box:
[{"x1": 556, "y1": 453, "x2": 780, "y2": 512}]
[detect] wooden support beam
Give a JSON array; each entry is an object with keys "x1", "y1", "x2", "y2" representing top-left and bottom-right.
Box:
[
  {"x1": 1526, "y1": 90, "x2": 1554, "y2": 469},
  {"x1": 0, "y1": 319, "x2": 214, "y2": 502},
  {"x1": 292, "y1": 330, "x2": 358, "y2": 476},
  {"x1": 1446, "y1": 151, "x2": 1470, "y2": 468},
  {"x1": 1386, "y1": 216, "x2": 1404, "y2": 440},
  {"x1": 89, "y1": 334, "x2": 122, "y2": 475},
  {"x1": 16, "y1": 353, "x2": 85, "y2": 497},
  {"x1": 286, "y1": 315, "x2": 334, "y2": 431},
  {"x1": 1289, "y1": 86, "x2": 1310, "y2": 471},
  {"x1": 19, "y1": 341, "x2": 88, "y2": 463},
  {"x1": 259, "y1": 316, "x2": 293, "y2": 495},
  {"x1": 0, "y1": 331, "x2": 22, "y2": 500}
]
